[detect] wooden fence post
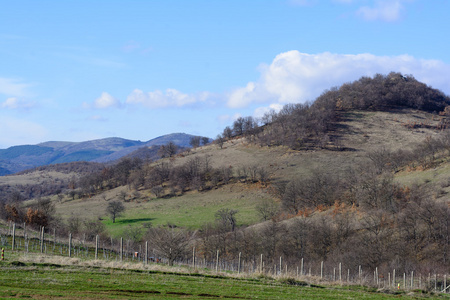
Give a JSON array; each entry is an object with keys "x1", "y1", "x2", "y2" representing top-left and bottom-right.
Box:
[
  {"x1": 238, "y1": 252, "x2": 241, "y2": 274},
  {"x1": 12, "y1": 223, "x2": 15, "y2": 251},
  {"x1": 95, "y1": 235, "x2": 98, "y2": 260},
  {"x1": 215, "y1": 250, "x2": 219, "y2": 272},
  {"x1": 40, "y1": 226, "x2": 45, "y2": 253},
  {"x1": 393, "y1": 269, "x2": 396, "y2": 287},
  {"x1": 279, "y1": 257, "x2": 282, "y2": 275},
  {"x1": 321, "y1": 261, "x2": 323, "y2": 279},
  {"x1": 359, "y1": 265, "x2": 362, "y2": 285},
  {"x1": 260, "y1": 254, "x2": 263, "y2": 273},
  {"x1": 120, "y1": 237, "x2": 123, "y2": 262},
  {"x1": 69, "y1": 233, "x2": 72, "y2": 257},
  {"x1": 443, "y1": 275, "x2": 447, "y2": 293},
  {"x1": 375, "y1": 267, "x2": 379, "y2": 286},
  {"x1": 144, "y1": 241, "x2": 148, "y2": 265},
  {"x1": 192, "y1": 247, "x2": 195, "y2": 269},
  {"x1": 301, "y1": 258, "x2": 304, "y2": 276}
]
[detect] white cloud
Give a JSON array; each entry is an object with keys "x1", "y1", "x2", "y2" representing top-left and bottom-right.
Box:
[
  {"x1": 356, "y1": 0, "x2": 405, "y2": 22},
  {"x1": 83, "y1": 92, "x2": 121, "y2": 109},
  {"x1": 227, "y1": 51, "x2": 450, "y2": 109},
  {"x1": 94, "y1": 92, "x2": 121, "y2": 109},
  {"x1": 0, "y1": 77, "x2": 33, "y2": 97},
  {"x1": 0, "y1": 116, "x2": 47, "y2": 148},
  {"x1": 1, "y1": 97, "x2": 37, "y2": 110},
  {"x1": 126, "y1": 88, "x2": 206, "y2": 108}
]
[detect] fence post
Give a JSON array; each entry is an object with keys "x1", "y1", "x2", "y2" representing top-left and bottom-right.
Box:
[
  {"x1": 411, "y1": 271, "x2": 414, "y2": 289},
  {"x1": 279, "y1": 257, "x2": 282, "y2": 275},
  {"x1": 215, "y1": 250, "x2": 219, "y2": 272},
  {"x1": 238, "y1": 252, "x2": 241, "y2": 274},
  {"x1": 359, "y1": 265, "x2": 362, "y2": 285},
  {"x1": 12, "y1": 223, "x2": 15, "y2": 251},
  {"x1": 300, "y1": 258, "x2": 304, "y2": 276},
  {"x1": 145, "y1": 241, "x2": 148, "y2": 265},
  {"x1": 260, "y1": 254, "x2": 263, "y2": 273},
  {"x1": 403, "y1": 273, "x2": 406, "y2": 290},
  {"x1": 339, "y1": 262, "x2": 342, "y2": 283},
  {"x1": 434, "y1": 274, "x2": 437, "y2": 291},
  {"x1": 444, "y1": 275, "x2": 447, "y2": 293},
  {"x1": 95, "y1": 235, "x2": 98, "y2": 260},
  {"x1": 376, "y1": 267, "x2": 379, "y2": 286},
  {"x1": 40, "y1": 226, "x2": 45, "y2": 253},
  {"x1": 120, "y1": 237, "x2": 123, "y2": 262},
  {"x1": 69, "y1": 233, "x2": 72, "y2": 257},
  {"x1": 53, "y1": 228, "x2": 56, "y2": 251},
  {"x1": 393, "y1": 269, "x2": 396, "y2": 287},
  {"x1": 321, "y1": 261, "x2": 323, "y2": 279},
  {"x1": 192, "y1": 247, "x2": 195, "y2": 269}
]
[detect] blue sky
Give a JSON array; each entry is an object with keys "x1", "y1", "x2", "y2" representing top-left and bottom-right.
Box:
[{"x1": 1, "y1": 0, "x2": 450, "y2": 148}]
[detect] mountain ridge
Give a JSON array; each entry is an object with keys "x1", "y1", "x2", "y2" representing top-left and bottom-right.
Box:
[{"x1": 0, "y1": 133, "x2": 198, "y2": 175}]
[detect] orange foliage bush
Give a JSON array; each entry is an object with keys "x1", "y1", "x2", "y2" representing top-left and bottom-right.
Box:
[{"x1": 25, "y1": 208, "x2": 48, "y2": 228}]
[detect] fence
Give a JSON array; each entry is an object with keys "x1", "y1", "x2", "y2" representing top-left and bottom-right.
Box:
[{"x1": 1, "y1": 222, "x2": 448, "y2": 294}]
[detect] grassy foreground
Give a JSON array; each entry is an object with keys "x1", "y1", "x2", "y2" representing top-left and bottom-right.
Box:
[{"x1": 1, "y1": 255, "x2": 448, "y2": 300}]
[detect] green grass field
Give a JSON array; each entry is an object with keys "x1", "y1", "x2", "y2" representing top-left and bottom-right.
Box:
[{"x1": 1, "y1": 258, "x2": 447, "y2": 300}]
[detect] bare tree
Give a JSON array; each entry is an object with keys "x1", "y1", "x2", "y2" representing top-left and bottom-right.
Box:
[
  {"x1": 256, "y1": 198, "x2": 278, "y2": 221},
  {"x1": 222, "y1": 126, "x2": 233, "y2": 139},
  {"x1": 201, "y1": 136, "x2": 210, "y2": 146},
  {"x1": 151, "y1": 185, "x2": 164, "y2": 198},
  {"x1": 106, "y1": 200, "x2": 125, "y2": 223},
  {"x1": 189, "y1": 136, "x2": 201, "y2": 148},
  {"x1": 158, "y1": 142, "x2": 178, "y2": 158},
  {"x1": 146, "y1": 227, "x2": 192, "y2": 266},
  {"x1": 215, "y1": 134, "x2": 225, "y2": 149},
  {"x1": 215, "y1": 208, "x2": 238, "y2": 232}
]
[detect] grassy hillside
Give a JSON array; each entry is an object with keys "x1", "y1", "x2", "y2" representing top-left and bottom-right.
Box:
[
  {"x1": 0, "y1": 253, "x2": 446, "y2": 300},
  {"x1": 2, "y1": 104, "x2": 450, "y2": 276},
  {"x1": 43, "y1": 108, "x2": 449, "y2": 238}
]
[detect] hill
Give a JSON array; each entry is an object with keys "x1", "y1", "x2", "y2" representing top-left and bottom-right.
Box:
[
  {"x1": 1, "y1": 73, "x2": 449, "y2": 276},
  {"x1": 0, "y1": 133, "x2": 197, "y2": 175}
]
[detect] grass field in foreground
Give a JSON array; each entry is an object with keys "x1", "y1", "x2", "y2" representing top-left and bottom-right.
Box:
[{"x1": 1, "y1": 259, "x2": 448, "y2": 300}]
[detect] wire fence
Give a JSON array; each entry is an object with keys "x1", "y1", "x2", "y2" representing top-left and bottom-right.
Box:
[{"x1": 1, "y1": 222, "x2": 448, "y2": 294}]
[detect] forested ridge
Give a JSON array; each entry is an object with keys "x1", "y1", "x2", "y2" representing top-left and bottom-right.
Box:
[{"x1": 1, "y1": 72, "x2": 449, "y2": 276}]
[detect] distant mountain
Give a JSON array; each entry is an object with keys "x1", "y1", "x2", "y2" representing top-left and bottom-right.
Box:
[{"x1": 0, "y1": 133, "x2": 199, "y2": 175}]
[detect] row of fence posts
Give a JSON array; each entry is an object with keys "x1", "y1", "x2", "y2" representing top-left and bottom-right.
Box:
[{"x1": 2, "y1": 223, "x2": 449, "y2": 293}]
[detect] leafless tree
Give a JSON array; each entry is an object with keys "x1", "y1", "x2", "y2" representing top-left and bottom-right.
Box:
[
  {"x1": 145, "y1": 226, "x2": 193, "y2": 266},
  {"x1": 255, "y1": 198, "x2": 278, "y2": 221},
  {"x1": 215, "y1": 134, "x2": 225, "y2": 149},
  {"x1": 158, "y1": 142, "x2": 178, "y2": 158},
  {"x1": 215, "y1": 208, "x2": 238, "y2": 232},
  {"x1": 201, "y1": 136, "x2": 210, "y2": 146},
  {"x1": 106, "y1": 200, "x2": 125, "y2": 223},
  {"x1": 189, "y1": 136, "x2": 201, "y2": 148}
]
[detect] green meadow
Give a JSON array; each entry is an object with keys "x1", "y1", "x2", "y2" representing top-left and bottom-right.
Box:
[{"x1": 1, "y1": 259, "x2": 446, "y2": 300}]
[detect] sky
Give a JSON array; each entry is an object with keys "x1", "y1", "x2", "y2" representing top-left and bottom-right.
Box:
[{"x1": 1, "y1": 0, "x2": 450, "y2": 148}]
